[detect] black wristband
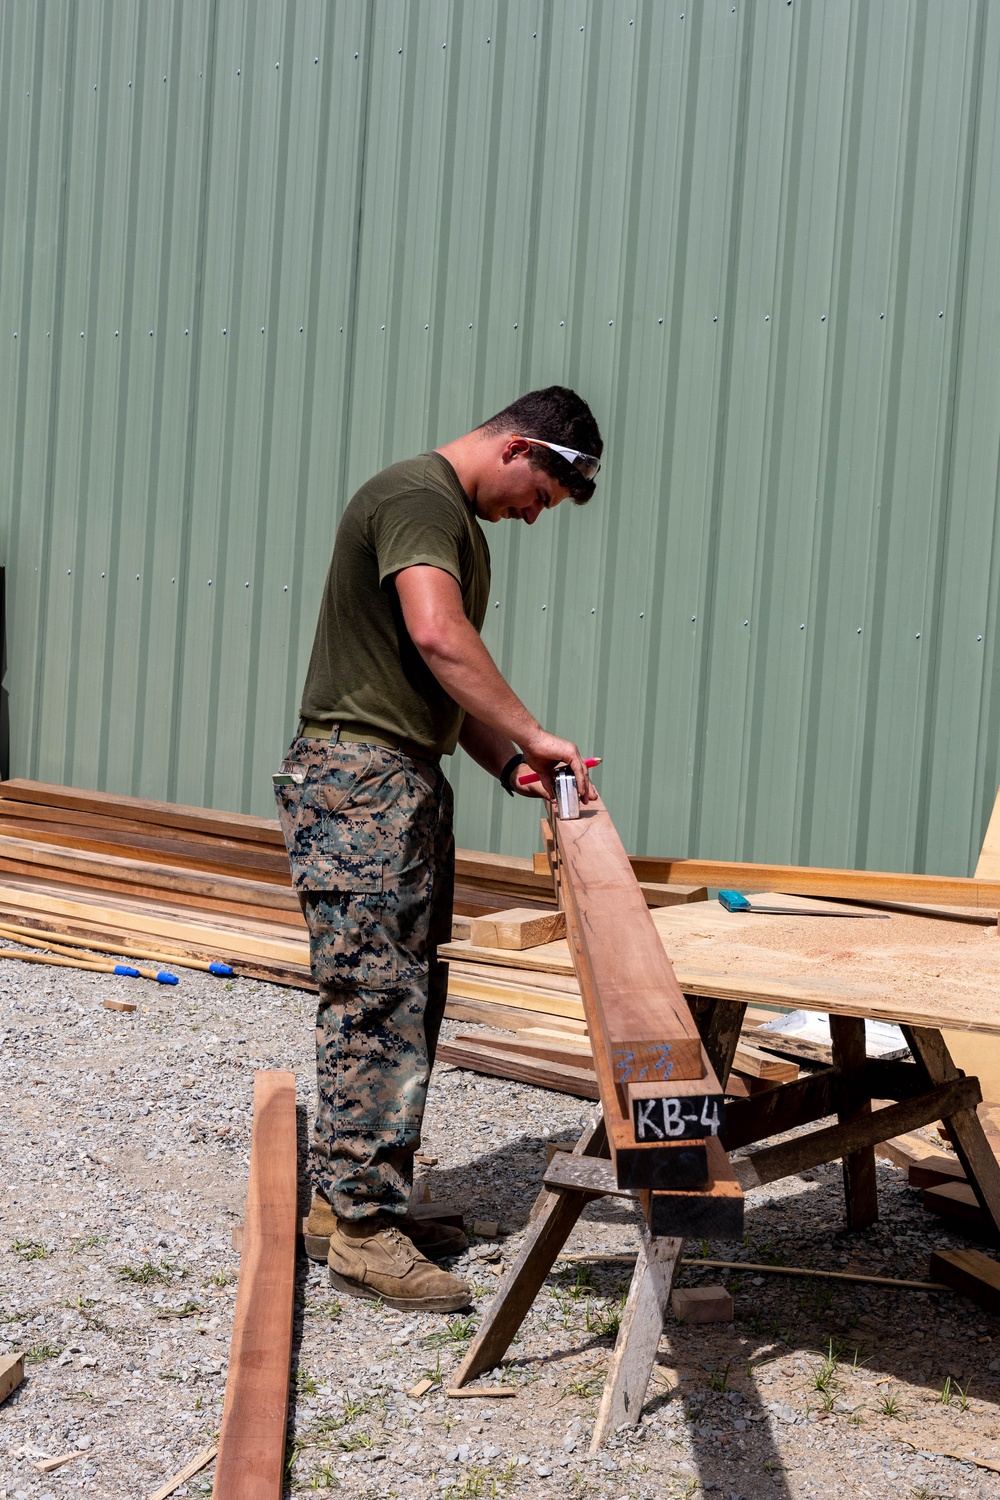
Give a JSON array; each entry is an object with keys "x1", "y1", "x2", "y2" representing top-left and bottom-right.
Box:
[{"x1": 499, "y1": 752, "x2": 526, "y2": 796}]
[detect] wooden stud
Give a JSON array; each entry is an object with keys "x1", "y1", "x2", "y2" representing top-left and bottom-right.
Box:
[
  {"x1": 902, "y1": 1025, "x2": 1000, "y2": 1237},
  {"x1": 589, "y1": 1230, "x2": 683, "y2": 1448},
  {"x1": 829, "y1": 1016, "x2": 879, "y2": 1231},
  {"x1": 451, "y1": 1115, "x2": 608, "y2": 1388}
]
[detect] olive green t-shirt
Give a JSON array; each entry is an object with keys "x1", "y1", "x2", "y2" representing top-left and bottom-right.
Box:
[{"x1": 299, "y1": 452, "x2": 491, "y2": 756}]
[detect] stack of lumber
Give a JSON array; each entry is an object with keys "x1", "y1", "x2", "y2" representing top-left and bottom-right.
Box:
[{"x1": 0, "y1": 780, "x2": 589, "y2": 987}]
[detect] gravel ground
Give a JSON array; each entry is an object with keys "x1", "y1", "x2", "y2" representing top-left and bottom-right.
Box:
[{"x1": 2, "y1": 958, "x2": 1000, "y2": 1500}]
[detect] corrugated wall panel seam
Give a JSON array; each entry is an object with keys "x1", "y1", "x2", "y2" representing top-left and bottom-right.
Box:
[{"x1": 2, "y1": 0, "x2": 1000, "y2": 876}]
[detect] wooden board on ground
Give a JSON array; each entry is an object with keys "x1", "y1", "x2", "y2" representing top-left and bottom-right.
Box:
[
  {"x1": 436, "y1": 1038, "x2": 598, "y2": 1100},
  {"x1": 214, "y1": 1071, "x2": 297, "y2": 1499}
]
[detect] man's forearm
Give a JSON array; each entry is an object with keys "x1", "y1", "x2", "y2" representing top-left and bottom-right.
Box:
[{"x1": 458, "y1": 713, "x2": 518, "y2": 779}]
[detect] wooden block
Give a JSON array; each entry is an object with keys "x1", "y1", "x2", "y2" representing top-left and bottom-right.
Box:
[
  {"x1": 670, "y1": 1286, "x2": 734, "y2": 1324},
  {"x1": 470, "y1": 907, "x2": 566, "y2": 950},
  {"x1": 929, "y1": 1248, "x2": 1000, "y2": 1313},
  {"x1": 642, "y1": 1137, "x2": 744, "y2": 1239},
  {"x1": 908, "y1": 1155, "x2": 967, "y2": 1189},
  {"x1": 472, "y1": 1220, "x2": 500, "y2": 1238},
  {"x1": 922, "y1": 1180, "x2": 988, "y2": 1230},
  {"x1": 637, "y1": 882, "x2": 708, "y2": 907},
  {"x1": 0, "y1": 1351, "x2": 24, "y2": 1405},
  {"x1": 409, "y1": 1202, "x2": 465, "y2": 1230},
  {"x1": 215, "y1": 1071, "x2": 297, "y2": 1499},
  {"x1": 408, "y1": 1378, "x2": 434, "y2": 1398},
  {"x1": 149, "y1": 1444, "x2": 219, "y2": 1500},
  {"x1": 875, "y1": 1131, "x2": 946, "y2": 1170},
  {"x1": 231, "y1": 1222, "x2": 243, "y2": 1253},
  {"x1": 103, "y1": 998, "x2": 137, "y2": 1013},
  {"x1": 732, "y1": 1042, "x2": 799, "y2": 1082}
]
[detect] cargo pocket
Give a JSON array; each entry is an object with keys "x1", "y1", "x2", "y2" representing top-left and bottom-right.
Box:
[
  {"x1": 304, "y1": 866, "x2": 403, "y2": 989},
  {"x1": 273, "y1": 744, "x2": 372, "y2": 892}
]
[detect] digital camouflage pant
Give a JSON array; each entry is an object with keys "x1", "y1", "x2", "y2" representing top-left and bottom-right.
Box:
[{"x1": 274, "y1": 732, "x2": 454, "y2": 1221}]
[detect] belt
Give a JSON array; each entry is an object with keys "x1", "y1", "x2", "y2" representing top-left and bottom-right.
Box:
[{"x1": 298, "y1": 719, "x2": 440, "y2": 763}]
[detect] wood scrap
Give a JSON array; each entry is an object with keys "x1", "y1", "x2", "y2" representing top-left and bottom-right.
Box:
[
  {"x1": 555, "y1": 1252, "x2": 947, "y2": 1289},
  {"x1": 874, "y1": 1130, "x2": 949, "y2": 1171},
  {"x1": 922, "y1": 1180, "x2": 991, "y2": 1235},
  {"x1": 445, "y1": 1386, "x2": 517, "y2": 1399},
  {"x1": 215, "y1": 1071, "x2": 297, "y2": 1499},
  {"x1": 897, "y1": 1436, "x2": 1000, "y2": 1476},
  {"x1": 731, "y1": 1042, "x2": 799, "y2": 1082},
  {"x1": 0, "y1": 1351, "x2": 24, "y2": 1404},
  {"x1": 148, "y1": 1443, "x2": 219, "y2": 1500},
  {"x1": 908, "y1": 1155, "x2": 967, "y2": 1188},
  {"x1": 34, "y1": 1451, "x2": 86, "y2": 1473},
  {"x1": 470, "y1": 907, "x2": 566, "y2": 950},
  {"x1": 928, "y1": 1247, "x2": 1000, "y2": 1312}
]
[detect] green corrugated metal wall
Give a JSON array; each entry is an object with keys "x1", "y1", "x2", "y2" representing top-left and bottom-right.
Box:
[{"x1": 2, "y1": 0, "x2": 999, "y2": 874}]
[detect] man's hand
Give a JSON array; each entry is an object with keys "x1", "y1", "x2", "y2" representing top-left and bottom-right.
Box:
[{"x1": 520, "y1": 732, "x2": 596, "y2": 804}]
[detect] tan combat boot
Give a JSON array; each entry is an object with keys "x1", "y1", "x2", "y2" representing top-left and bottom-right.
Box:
[
  {"x1": 304, "y1": 1190, "x2": 467, "y2": 1263},
  {"x1": 327, "y1": 1218, "x2": 473, "y2": 1312}
]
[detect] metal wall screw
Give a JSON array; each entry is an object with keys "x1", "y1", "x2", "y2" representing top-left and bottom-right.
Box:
[
  {"x1": 938, "y1": 310, "x2": 944, "y2": 318},
  {"x1": 542, "y1": 604, "x2": 546, "y2": 611},
  {"x1": 857, "y1": 627, "x2": 862, "y2": 634},
  {"x1": 978, "y1": 635, "x2": 983, "y2": 642},
  {"x1": 800, "y1": 623, "x2": 805, "y2": 629},
  {"x1": 639, "y1": 612, "x2": 645, "y2": 618},
  {"x1": 744, "y1": 620, "x2": 749, "y2": 626},
  {"x1": 245, "y1": 581, "x2": 250, "y2": 588},
  {"x1": 284, "y1": 585, "x2": 288, "y2": 592},
  {"x1": 916, "y1": 633, "x2": 921, "y2": 639}
]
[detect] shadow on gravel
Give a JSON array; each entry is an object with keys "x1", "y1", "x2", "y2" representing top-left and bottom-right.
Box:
[{"x1": 284, "y1": 1103, "x2": 313, "y2": 1495}]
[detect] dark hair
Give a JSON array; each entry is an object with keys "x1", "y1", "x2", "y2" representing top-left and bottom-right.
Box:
[{"x1": 478, "y1": 385, "x2": 603, "y2": 503}]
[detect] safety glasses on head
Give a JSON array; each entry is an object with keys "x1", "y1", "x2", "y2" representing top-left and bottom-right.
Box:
[{"x1": 515, "y1": 436, "x2": 601, "y2": 481}]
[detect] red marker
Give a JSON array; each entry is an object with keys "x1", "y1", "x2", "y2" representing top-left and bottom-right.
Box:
[{"x1": 517, "y1": 756, "x2": 602, "y2": 787}]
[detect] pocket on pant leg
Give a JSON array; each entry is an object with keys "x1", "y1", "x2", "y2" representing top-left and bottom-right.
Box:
[{"x1": 305, "y1": 885, "x2": 414, "y2": 990}]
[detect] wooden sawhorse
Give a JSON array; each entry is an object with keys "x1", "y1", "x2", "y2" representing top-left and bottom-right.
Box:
[{"x1": 453, "y1": 997, "x2": 1000, "y2": 1448}]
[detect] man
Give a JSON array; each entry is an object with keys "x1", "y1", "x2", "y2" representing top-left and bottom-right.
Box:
[{"x1": 275, "y1": 386, "x2": 603, "y2": 1312}]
